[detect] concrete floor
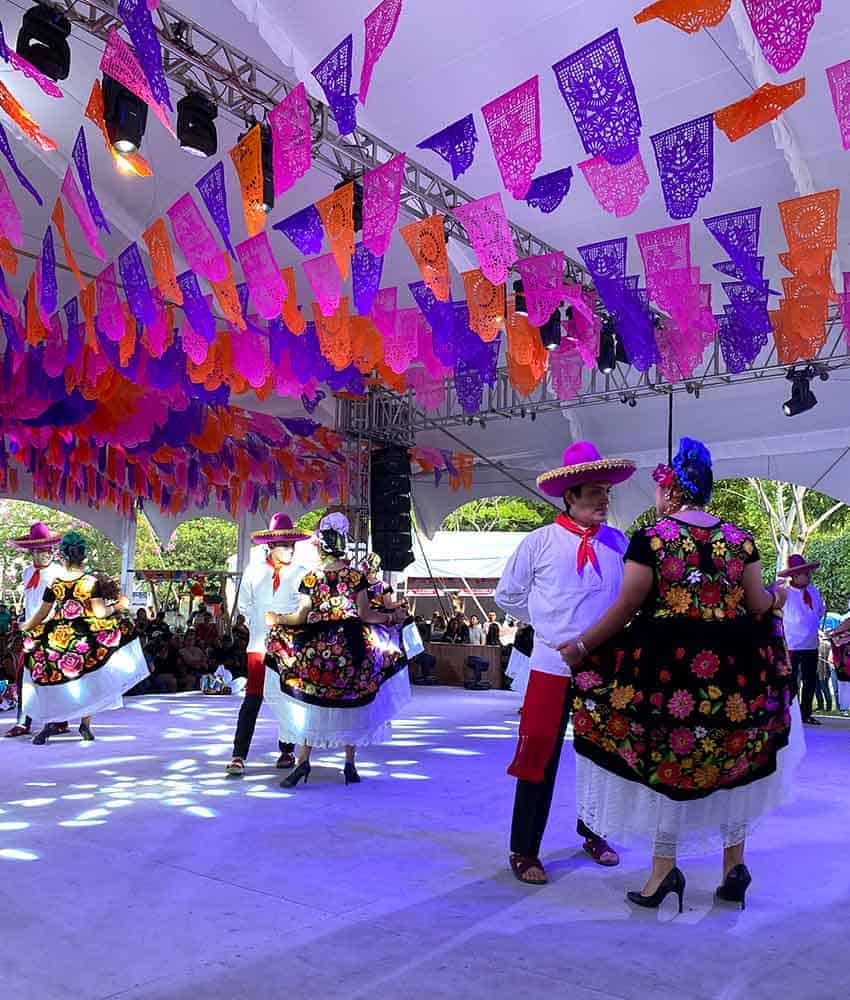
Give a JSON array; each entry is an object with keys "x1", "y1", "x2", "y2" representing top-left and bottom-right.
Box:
[{"x1": 1, "y1": 689, "x2": 847, "y2": 1000}]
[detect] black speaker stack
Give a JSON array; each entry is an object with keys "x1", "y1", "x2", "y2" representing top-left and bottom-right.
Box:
[{"x1": 370, "y1": 445, "x2": 414, "y2": 572}]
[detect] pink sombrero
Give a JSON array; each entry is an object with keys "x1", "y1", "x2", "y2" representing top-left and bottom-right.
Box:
[
  {"x1": 10, "y1": 522, "x2": 62, "y2": 551},
  {"x1": 778, "y1": 553, "x2": 820, "y2": 578},
  {"x1": 251, "y1": 513, "x2": 310, "y2": 546},
  {"x1": 537, "y1": 441, "x2": 637, "y2": 498}
]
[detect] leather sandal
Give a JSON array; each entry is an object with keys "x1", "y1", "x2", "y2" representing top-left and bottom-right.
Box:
[
  {"x1": 4, "y1": 724, "x2": 31, "y2": 738},
  {"x1": 225, "y1": 757, "x2": 245, "y2": 777},
  {"x1": 510, "y1": 853, "x2": 547, "y2": 884},
  {"x1": 582, "y1": 835, "x2": 619, "y2": 866}
]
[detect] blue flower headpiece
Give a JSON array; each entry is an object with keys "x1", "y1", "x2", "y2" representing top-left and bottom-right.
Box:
[{"x1": 672, "y1": 437, "x2": 712, "y2": 499}]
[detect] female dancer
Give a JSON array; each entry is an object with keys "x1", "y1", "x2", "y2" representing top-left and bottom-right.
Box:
[
  {"x1": 560, "y1": 438, "x2": 803, "y2": 911},
  {"x1": 264, "y1": 513, "x2": 410, "y2": 786},
  {"x1": 20, "y1": 532, "x2": 149, "y2": 744}
]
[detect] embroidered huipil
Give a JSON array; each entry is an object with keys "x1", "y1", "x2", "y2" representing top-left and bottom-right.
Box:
[
  {"x1": 783, "y1": 583, "x2": 825, "y2": 651},
  {"x1": 239, "y1": 559, "x2": 306, "y2": 654},
  {"x1": 495, "y1": 522, "x2": 628, "y2": 676}
]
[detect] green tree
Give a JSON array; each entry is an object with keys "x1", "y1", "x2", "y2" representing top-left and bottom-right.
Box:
[
  {"x1": 805, "y1": 533, "x2": 850, "y2": 612},
  {"x1": 441, "y1": 496, "x2": 558, "y2": 532}
]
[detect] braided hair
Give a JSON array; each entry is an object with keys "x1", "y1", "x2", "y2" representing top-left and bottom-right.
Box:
[{"x1": 59, "y1": 530, "x2": 88, "y2": 567}]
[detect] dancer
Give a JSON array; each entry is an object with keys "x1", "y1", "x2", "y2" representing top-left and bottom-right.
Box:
[
  {"x1": 20, "y1": 531, "x2": 149, "y2": 743},
  {"x1": 264, "y1": 513, "x2": 410, "y2": 787},
  {"x1": 779, "y1": 553, "x2": 825, "y2": 725},
  {"x1": 829, "y1": 602, "x2": 850, "y2": 711},
  {"x1": 4, "y1": 522, "x2": 63, "y2": 739},
  {"x1": 495, "y1": 441, "x2": 636, "y2": 885},
  {"x1": 561, "y1": 438, "x2": 802, "y2": 912},
  {"x1": 225, "y1": 513, "x2": 310, "y2": 777}
]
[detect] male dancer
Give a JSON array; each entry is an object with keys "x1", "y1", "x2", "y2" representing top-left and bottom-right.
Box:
[
  {"x1": 4, "y1": 522, "x2": 66, "y2": 739},
  {"x1": 495, "y1": 442, "x2": 636, "y2": 884},
  {"x1": 780, "y1": 552, "x2": 826, "y2": 725},
  {"x1": 225, "y1": 514, "x2": 310, "y2": 776}
]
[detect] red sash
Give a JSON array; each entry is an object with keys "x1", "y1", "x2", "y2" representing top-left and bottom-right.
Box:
[{"x1": 507, "y1": 671, "x2": 570, "y2": 783}]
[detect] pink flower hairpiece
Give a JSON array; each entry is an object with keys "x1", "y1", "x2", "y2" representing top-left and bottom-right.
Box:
[{"x1": 653, "y1": 464, "x2": 675, "y2": 488}]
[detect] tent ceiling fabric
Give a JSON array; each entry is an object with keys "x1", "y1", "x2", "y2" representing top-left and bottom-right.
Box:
[{"x1": 1, "y1": 1, "x2": 849, "y2": 537}]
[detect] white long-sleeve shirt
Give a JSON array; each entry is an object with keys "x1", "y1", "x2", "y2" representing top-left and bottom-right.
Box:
[
  {"x1": 21, "y1": 563, "x2": 59, "y2": 621},
  {"x1": 783, "y1": 583, "x2": 825, "y2": 651},
  {"x1": 495, "y1": 522, "x2": 628, "y2": 677},
  {"x1": 238, "y1": 558, "x2": 306, "y2": 654}
]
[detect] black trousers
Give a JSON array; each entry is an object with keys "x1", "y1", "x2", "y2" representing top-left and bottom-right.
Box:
[
  {"x1": 232, "y1": 694, "x2": 294, "y2": 760},
  {"x1": 510, "y1": 681, "x2": 574, "y2": 857},
  {"x1": 791, "y1": 649, "x2": 819, "y2": 721}
]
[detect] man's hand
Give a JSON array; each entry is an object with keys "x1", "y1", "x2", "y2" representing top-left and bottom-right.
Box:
[{"x1": 264, "y1": 612, "x2": 279, "y2": 627}]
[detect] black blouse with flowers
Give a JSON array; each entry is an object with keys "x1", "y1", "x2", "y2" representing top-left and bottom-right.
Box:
[{"x1": 571, "y1": 518, "x2": 794, "y2": 801}]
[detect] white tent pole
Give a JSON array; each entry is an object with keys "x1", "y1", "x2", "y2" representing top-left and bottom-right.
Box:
[
  {"x1": 120, "y1": 506, "x2": 138, "y2": 597},
  {"x1": 457, "y1": 574, "x2": 488, "y2": 622}
]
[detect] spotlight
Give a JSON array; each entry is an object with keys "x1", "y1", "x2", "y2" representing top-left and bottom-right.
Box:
[
  {"x1": 597, "y1": 318, "x2": 617, "y2": 374},
  {"x1": 520, "y1": 407, "x2": 527, "y2": 419},
  {"x1": 783, "y1": 369, "x2": 817, "y2": 417},
  {"x1": 539, "y1": 309, "x2": 562, "y2": 351},
  {"x1": 260, "y1": 122, "x2": 274, "y2": 213},
  {"x1": 685, "y1": 382, "x2": 701, "y2": 399},
  {"x1": 530, "y1": 411, "x2": 537, "y2": 422},
  {"x1": 102, "y1": 74, "x2": 148, "y2": 154},
  {"x1": 16, "y1": 4, "x2": 71, "y2": 81},
  {"x1": 479, "y1": 417, "x2": 487, "y2": 429},
  {"x1": 335, "y1": 178, "x2": 364, "y2": 232},
  {"x1": 512, "y1": 279, "x2": 527, "y2": 317},
  {"x1": 177, "y1": 92, "x2": 218, "y2": 158}
]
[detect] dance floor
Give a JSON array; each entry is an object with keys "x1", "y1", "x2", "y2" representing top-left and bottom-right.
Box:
[{"x1": 3, "y1": 689, "x2": 847, "y2": 1000}]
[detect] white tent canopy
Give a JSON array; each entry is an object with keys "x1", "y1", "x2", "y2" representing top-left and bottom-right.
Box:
[
  {"x1": 406, "y1": 531, "x2": 526, "y2": 582},
  {"x1": 2, "y1": 0, "x2": 849, "y2": 543}
]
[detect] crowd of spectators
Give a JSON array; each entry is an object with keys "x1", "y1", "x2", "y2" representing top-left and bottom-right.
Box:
[{"x1": 130, "y1": 606, "x2": 250, "y2": 695}]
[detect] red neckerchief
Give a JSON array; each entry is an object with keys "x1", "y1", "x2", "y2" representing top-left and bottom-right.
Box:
[
  {"x1": 791, "y1": 582, "x2": 814, "y2": 609},
  {"x1": 556, "y1": 514, "x2": 601, "y2": 575},
  {"x1": 266, "y1": 557, "x2": 281, "y2": 593},
  {"x1": 25, "y1": 569, "x2": 41, "y2": 590}
]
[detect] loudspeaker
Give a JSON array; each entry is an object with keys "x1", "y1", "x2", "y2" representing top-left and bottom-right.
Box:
[{"x1": 370, "y1": 445, "x2": 413, "y2": 571}]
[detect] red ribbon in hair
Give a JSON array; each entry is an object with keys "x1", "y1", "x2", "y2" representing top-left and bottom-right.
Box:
[{"x1": 556, "y1": 513, "x2": 601, "y2": 575}]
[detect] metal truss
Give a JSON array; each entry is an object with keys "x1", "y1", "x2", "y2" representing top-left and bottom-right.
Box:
[
  {"x1": 59, "y1": 0, "x2": 593, "y2": 286},
  {"x1": 411, "y1": 307, "x2": 850, "y2": 430},
  {"x1": 336, "y1": 391, "x2": 414, "y2": 447}
]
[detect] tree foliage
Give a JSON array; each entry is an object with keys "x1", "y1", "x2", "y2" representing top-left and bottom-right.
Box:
[{"x1": 441, "y1": 496, "x2": 558, "y2": 532}]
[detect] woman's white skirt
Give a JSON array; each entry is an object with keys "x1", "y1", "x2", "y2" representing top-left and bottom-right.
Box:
[
  {"x1": 264, "y1": 665, "x2": 411, "y2": 748},
  {"x1": 575, "y1": 699, "x2": 807, "y2": 857},
  {"x1": 506, "y1": 647, "x2": 531, "y2": 698},
  {"x1": 21, "y1": 639, "x2": 150, "y2": 725}
]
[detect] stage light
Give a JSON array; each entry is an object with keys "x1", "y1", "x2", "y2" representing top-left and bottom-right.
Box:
[
  {"x1": 260, "y1": 122, "x2": 274, "y2": 213},
  {"x1": 783, "y1": 368, "x2": 817, "y2": 416},
  {"x1": 539, "y1": 309, "x2": 562, "y2": 351},
  {"x1": 336, "y1": 177, "x2": 364, "y2": 232},
  {"x1": 177, "y1": 92, "x2": 218, "y2": 158},
  {"x1": 103, "y1": 74, "x2": 148, "y2": 154},
  {"x1": 16, "y1": 4, "x2": 71, "y2": 81},
  {"x1": 597, "y1": 318, "x2": 617, "y2": 374},
  {"x1": 512, "y1": 279, "x2": 527, "y2": 317}
]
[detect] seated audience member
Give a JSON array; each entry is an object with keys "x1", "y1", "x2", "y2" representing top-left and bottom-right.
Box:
[
  {"x1": 232, "y1": 613, "x2": 250, "y2": 651},
  {"x1": 430, "y1": 611, "x2": 447, "y2": 642},
  {"x1": 468, "y1": 614, "x2": 485, "y2": 645},
  {"x1": 0, "y1": 603, "x2": 12, "y2": 636},
  {"x1": 176, "y1": 630, "x2": 208, "y2": 690},
  {"x1": 194, "y1": 609, "x2": 218, "y2": 649},
  {"x1": 444, "y1": 613, "x2": 470, "y2": 645},
  {"x1": 0, "y1": 651, "x2": 17, "y2": 711}
]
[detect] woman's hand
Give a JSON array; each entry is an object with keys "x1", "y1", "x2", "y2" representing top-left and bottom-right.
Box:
[
  {"x1": 769, "y1": 582, "x2": 788, "y2": 611},
  {"x1": 558, "y1": 640, "x2": 585, "y2": 668},
  {"x1": 116, "y1": 595, "x2": 130, "y2": 612}
]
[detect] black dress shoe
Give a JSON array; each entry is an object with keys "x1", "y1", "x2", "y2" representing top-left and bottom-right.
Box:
[{"x1": 627, "y1": 867, "x2": 686, "y2": 913}]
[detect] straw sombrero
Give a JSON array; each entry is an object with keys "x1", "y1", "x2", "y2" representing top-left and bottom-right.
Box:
[
  {"x1": 778, "y1": 553, "x2": 820, "y2": 578},
  {"x1": 537, "y1": 441, "x2": 636, "y2": 498},
  {"x1": 10, "y1": 522, "x2": 62, "y2": 551},
  {"x1": 251, "y1": 513, "x2": 310, "y2": 546}
]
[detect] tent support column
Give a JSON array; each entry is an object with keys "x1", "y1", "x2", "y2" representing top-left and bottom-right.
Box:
[{"x1": 120, "y1": 506, "x2": 138, "y2": 598}]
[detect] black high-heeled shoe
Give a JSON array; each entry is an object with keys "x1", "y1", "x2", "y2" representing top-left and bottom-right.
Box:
[
  {"x1": 715, "y1": 864, "x2": 752, "y2": 910},
  {"x1": 627, "y1": 867, "x2": 686, "y2": 913},
  {"x1": 78, "y1": 722, "x2": 95, "y2": 742},
  {"x1": 281, "y1": 760, "x2": 311, "y2": 788},
  {"x1": 31, "y1": 725, "x2": 52, "y2": 745},
  {"x1": 343, "y1": 761, "x2": 360, "y2": 785}
]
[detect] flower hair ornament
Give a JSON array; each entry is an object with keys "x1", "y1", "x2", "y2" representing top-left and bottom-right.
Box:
[
  {"x1": 652, "y1": 464, "x2": 675, "y2": 489},
  {"x1": 672, "y1": 436, "x2": 712, "y2": 499}
]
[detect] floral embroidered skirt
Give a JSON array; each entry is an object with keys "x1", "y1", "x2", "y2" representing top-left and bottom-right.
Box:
[
  {"x1": 21, "y1": 617, "x2": 148, "y2": 724},
  {"x1": 572, "y1": 613, "x2": 803, "y2": 852},
  {"x1": 264, "y1": 619, "x2": 411, "y2": 747}
]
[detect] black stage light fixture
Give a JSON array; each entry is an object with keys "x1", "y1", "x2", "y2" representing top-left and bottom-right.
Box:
[
  {"x1": 597, "y1": 317, "x2": 617, "y2": 374},
  {"x1": 177, "y1": 92, "x2": 218, "y2": 158},
  {"x1": 512, "y1": 279, "x2": 527, "y2": 317},
  {"x1": 260, "y1": 122, "x2": 274, "y2": 213},
  {"x1": 539, "y1": 308, "x2": 562, "y2": 351},
  {"x1": 335, "y1": 177, "x2": 364, "y2": 232},
  {"x1": 16, "y1": 4, "x2": 71, "y2": 81},
  {"x1": 103, "y1": 74, "x2": 148, "y2": 154},
  {"x1": 783, "y1": 368, "x2": 818, "y2": 417}
]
